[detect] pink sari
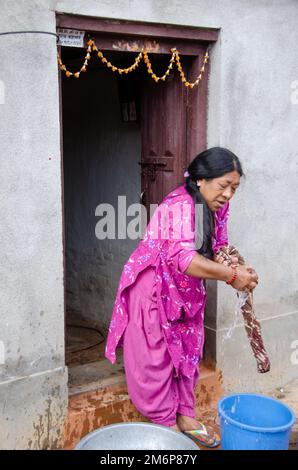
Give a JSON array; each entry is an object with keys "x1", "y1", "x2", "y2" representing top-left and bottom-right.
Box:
[{"x1": 105, "y1": 184, "x2": 229, "y2": 378}]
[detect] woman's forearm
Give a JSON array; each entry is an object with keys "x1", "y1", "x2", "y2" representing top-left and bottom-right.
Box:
[{"x1": 185, "y1": 253, "x2": 233, "y2": 282}]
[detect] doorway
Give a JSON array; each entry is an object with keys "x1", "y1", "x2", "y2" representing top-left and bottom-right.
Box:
[
  {"x1": 58, "y1": 16, "x2": 217, "y2": 395},
  {"x1": 61, "y1": 48, "x2": 144, "y2": 394}
]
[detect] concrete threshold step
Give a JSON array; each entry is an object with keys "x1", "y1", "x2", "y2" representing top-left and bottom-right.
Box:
[
  {"x1": 61, "y1": 362, "x2": 223, "y2": 449},
  {"x1": 68, "y1": 357, "x2": 126, "y2": 396}
]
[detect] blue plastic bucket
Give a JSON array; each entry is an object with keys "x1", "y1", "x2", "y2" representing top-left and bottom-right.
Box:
[{"x1": 218, "y1": 393, "x2": 296, "y2": 450}]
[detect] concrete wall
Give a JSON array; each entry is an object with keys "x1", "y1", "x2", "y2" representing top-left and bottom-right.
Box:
[
  {"x1": 202, "y1": 0, "x2": 298, "y2": 392},
  {"x1": 0, "y1": 1, "x2": 67, "y2": 449},
  {"x1": 62, "y1": 69, "x2": 141, "y2": 332},
  {"x1": 0, "y1": 0, "x2": 298, "y2": 448}
]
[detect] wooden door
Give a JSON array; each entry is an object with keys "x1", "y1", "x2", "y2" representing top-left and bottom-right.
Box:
[{"x1": 140, "y1": 51, "x2": 207, "y2": 217}]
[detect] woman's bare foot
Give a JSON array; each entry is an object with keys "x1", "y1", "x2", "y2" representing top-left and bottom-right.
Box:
[
  {"x1": 176, "y1": 414, "x2": 202, "y2": 432},
  {"x1": 169, "y1": 423, "x2": 181, "y2": 432}
]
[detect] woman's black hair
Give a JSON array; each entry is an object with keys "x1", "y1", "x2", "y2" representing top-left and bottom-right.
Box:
[{"x1": 185, "y1": 147, "x2": 244, "y2": 259}]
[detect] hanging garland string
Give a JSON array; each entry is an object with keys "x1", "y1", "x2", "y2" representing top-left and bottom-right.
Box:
[{"x1": 57, "y1": 39, "x2": 209, "y2": 89}]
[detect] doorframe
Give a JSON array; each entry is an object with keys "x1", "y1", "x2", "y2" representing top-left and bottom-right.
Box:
[
  {"x1": 56, "y1": 13, "x2": 220, "y2": 367},
  {"x1": 56, "y1": 14, "x2": 218, "y2": 44}
]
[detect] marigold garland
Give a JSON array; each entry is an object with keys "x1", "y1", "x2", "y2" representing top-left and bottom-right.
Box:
[{"x1": 57, "y1": 39, "x2": 209, "y2": 88}]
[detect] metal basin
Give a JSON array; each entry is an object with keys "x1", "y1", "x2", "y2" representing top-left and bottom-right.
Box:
[{"x1": 75, "y1": 422, "x2": 199, "y2": 450}]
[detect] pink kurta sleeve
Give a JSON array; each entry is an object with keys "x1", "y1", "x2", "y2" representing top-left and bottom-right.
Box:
[{"x1": 177, "y1": 247, "x2": 197, "y2": 273}]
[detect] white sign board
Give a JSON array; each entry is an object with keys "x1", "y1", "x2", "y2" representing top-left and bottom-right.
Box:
[{"x1": 57, "y1": 28, "x2": 85, "y2": 48}]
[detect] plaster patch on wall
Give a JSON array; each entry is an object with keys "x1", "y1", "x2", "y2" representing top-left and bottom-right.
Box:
[{"x1": 290, "y1": 80, "x2": 298, "y2": 104}]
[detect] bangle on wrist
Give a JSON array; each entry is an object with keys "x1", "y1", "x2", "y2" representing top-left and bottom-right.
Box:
[{"x1": 226, "y1": 266, "x2": 237, "y2": 285}]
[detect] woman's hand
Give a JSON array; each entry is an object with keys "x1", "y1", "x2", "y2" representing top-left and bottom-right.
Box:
[
  {"x1": 231, "y1": 264, "x2": 258, "y2": 291},
  {"x1": 185, "y1": 253, "x2": 259, "y2": 289},
  {"x1": 214, "y1": 255, "x2": 239, "y2": 266}
]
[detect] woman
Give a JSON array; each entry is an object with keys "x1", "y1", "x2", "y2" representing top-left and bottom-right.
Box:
[{"x1": 105, "y1": 147, "x2": 258, "y2": 447}]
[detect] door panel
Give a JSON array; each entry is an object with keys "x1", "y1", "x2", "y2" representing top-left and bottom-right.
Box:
[
  {"x1": 140, "y1": 57, "x2": 188, "y2": 215},
  {"x1": 186, "y1": 47, "x2": 208, "y2": 162},
  {"x1": 140, "y1": 51, "x2": 207, "y2": 217}
]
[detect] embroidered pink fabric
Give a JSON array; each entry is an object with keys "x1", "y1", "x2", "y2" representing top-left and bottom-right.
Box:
[{"x1": 105, "y1": 184, "x2": 230, "y2": 378}]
